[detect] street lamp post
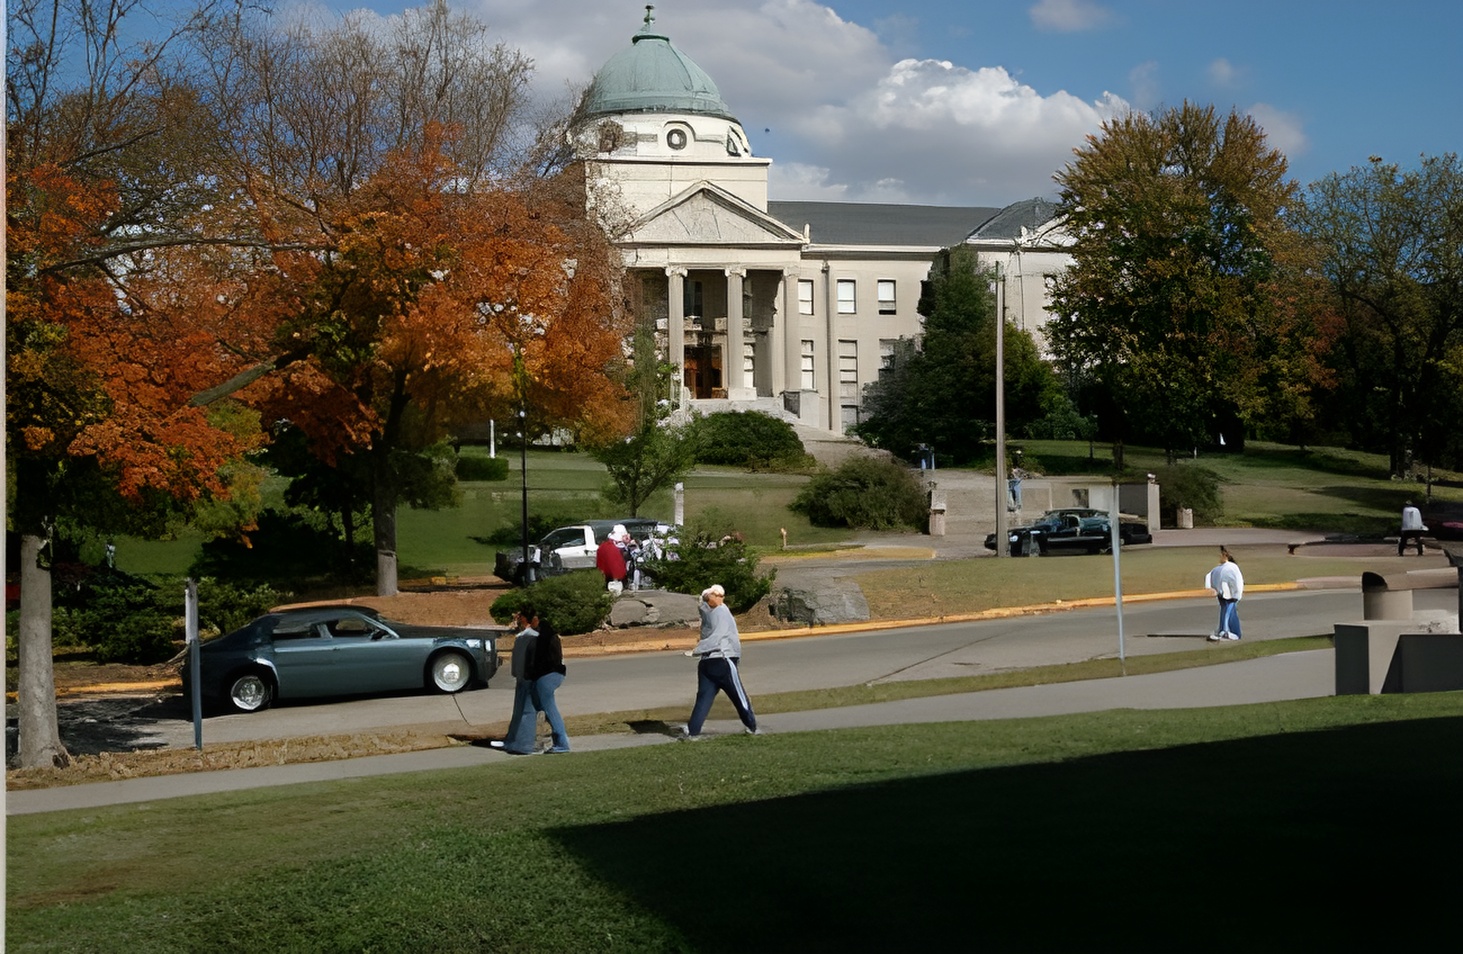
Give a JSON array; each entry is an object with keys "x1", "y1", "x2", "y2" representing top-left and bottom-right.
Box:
[{"x1": 518, "y1": 405, "x2": 532, "y2": 584}]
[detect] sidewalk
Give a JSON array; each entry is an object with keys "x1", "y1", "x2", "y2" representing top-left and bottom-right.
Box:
[{"x1": 7, "y1": 648, "x2": 1336, "y2": 816}]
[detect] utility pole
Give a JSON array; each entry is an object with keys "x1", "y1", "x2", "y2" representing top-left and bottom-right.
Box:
[{"x1": 994, "y1": 262, "x2": 1008, "y2": 557}]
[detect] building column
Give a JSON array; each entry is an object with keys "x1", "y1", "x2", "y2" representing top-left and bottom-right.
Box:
[
  {"x1": 666, "y1": 266, "x2": 687, "y2": 407},
  {"x1": 724, "y1": 266, "x2": 750, "y2": 399},
  {"x1": 772, "y1": 271, "x2": 792, "y2": 396}
]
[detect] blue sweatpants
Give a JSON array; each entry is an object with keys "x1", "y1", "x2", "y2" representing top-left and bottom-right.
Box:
[{"x1": 687, "y1": 656, "x2": 757, "y2": 735}]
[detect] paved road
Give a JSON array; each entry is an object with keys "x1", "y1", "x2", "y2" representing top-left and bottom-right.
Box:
[
  {"x1": 159, "y1": 586, "x2": 1461, "y2": 745},
  {"x1": 9, "y1": 585, "x2": 1457, "y2": 815}
]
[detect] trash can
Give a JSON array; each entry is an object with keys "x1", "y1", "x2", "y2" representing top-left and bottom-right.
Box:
[
  {"x1": 1361, "y1": 571, "x2": 1412, "y2": 620},
  {"x1": 1177, "y1": 507, "x2": 1193, "y2": 529}
]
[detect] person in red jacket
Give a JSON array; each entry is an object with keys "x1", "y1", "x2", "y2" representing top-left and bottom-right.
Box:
[{"x1": 596, "y1": 533, "x2": 627, "y2": 590}]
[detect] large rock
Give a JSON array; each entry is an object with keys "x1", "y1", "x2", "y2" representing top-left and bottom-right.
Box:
[
  {"x1": 607, "y1": 589, "x2": 702, "y2": 628},
  {"x1": 770, "y1": 580, "x2": 870, "y2": 626}
]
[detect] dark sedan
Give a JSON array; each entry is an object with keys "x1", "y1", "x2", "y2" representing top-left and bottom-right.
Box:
[
  {"x1": 181, "y1": 606, "x2": 499, "y2": 713},
  {"x1": 985, "y1": 508, "x2": 1153, "y2": 556}
]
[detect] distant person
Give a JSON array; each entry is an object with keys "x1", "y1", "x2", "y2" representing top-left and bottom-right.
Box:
[
  {"x1": 1205, "y1": 547, "x2": 1244, "y2": 642},
  {"x1": 1399, "y1": 501, "x2": 1427, "y2": 556},
  {"x1": 597, "y1": 527, "x2": 628, "y2": 594},
  {"x1": 681, "y1": 584, "x2": 759, "y2": 738},
  {"x1": 492, "y1": 605, "x2": 541, "y2": 754},
  {"x1": 526, "y1": 618, "x2": 570, "y2": 754}
]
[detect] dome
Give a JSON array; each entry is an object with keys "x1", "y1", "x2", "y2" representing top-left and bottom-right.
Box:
[{"x1": 583, "y1": 10, "x2": 736, "y2": 121}]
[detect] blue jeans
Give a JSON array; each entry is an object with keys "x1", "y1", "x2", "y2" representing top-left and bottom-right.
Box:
[
  {"x1": 1217, "y1": 599, "x2": 1242, "y2": 638},
  {"x1": 532, "y1": 672, "x2": 570, "y2": 751},
  {"x1": 504, "y1": 678, "x2": 540, "y2": 753},
  {"x1": 688, "y1": 656, "x2": 757, "y2": 735}
]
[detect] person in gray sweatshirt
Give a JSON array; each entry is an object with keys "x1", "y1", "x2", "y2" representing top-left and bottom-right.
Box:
[{"x1": 682, "y1": 584, "x2": 759, "y2": 738}]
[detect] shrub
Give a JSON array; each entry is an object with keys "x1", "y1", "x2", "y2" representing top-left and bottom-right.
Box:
[
  {"x1": 690, "y1": 411, "x2": 806, "y2": 468},
  {"x1": 640, "y1": 529, "x2": 774, "y2": 614},
  {"x1": 456, "y1": 455, "x2": 510, "y2": 482},
  {"x1": 791, "y1": 456, "x2": 928, "y2": 530},
  {"x1": 48, "y1": 570, "x2": 285, "y2": 664},
  {"x1": 490, "y1": 570, "x2": 616, "y2": 636},
  {"x1": 1155, "y1": 464, "x2": 1223, "y2": 526},
  {"x1": 194, "y1": 509, "x2": 371, "y2": 587}
]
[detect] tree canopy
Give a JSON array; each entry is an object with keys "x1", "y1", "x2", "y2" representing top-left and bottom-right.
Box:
[
  {"x1": 857, "y1": 245, "x2": 1057, "y2": 464},
  {"x1": 1297, "y1": 154, "x2": 1463, "y2": 473},
  {"x1": 1047, "y1": 102, "x2": 1324, "y2": 458}
]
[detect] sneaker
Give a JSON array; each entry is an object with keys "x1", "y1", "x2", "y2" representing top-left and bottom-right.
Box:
[
  {"x1": 547, "y1": 746, "x2": 571, "y2": 754},
  {"x1": 488, "y1": 739, "x2": 506, "y2": 749},
  {"x1": 1207, "y1": 633, "x2": 1222, "y2": 642},
  {"x1": 678, "y1": 728, "x2": 704, "y2": 741},
  {"x1": 1224, "y1": 633, "x2": 1241, "y2": 640},
  {"x1": 745, "y1": 727, "x2": 763, "y2": 735}
]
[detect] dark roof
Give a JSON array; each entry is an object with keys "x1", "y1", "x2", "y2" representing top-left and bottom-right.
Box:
[
  {"x1": 967, "y1": 197, "x2": 1062, "y2": 240},
  {"x1": 767, "y1": 201, "x2": 1001, "y2": 248}
]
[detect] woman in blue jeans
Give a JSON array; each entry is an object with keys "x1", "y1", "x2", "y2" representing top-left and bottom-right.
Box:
[{"x1": 526, "y1": 618, "x2": 570, "y2": 753}]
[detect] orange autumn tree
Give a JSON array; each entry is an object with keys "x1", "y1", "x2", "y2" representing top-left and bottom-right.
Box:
[
  {"x1": 7, "y1": 159, "x2": 268, "y2": 768},
  {"x1": 6, "y1": 0, "x2": 274, "y2": 768},
  {"x1": 245, "y1": 140, "x2": 632, "y2": 594}
]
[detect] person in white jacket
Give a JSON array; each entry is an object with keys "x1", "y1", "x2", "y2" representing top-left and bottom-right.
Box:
[{"x1": 1205, "y1": 547, "x2": 1244, "y2": 641}]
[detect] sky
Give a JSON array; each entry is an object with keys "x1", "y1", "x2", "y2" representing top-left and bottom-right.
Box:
[{"x1": 277, "y1": 0, "x2": 1462, "y2": 206}]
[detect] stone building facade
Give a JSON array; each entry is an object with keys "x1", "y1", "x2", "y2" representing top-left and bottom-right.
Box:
[{"x1": 575, "y1": 11, "x2": 1070, "y2": 434}]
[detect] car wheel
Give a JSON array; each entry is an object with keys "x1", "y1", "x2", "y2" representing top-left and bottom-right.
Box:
[
  {"x1": 227, "y1": 672, "x2": 273, "y2": 713},
  {"x1": 429, "y1": 651, "x2": 473, "y2": 693}
]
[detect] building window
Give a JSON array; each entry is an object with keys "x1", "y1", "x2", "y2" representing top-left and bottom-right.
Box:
[
  {"x1": 839, "y1": 339, "x2": 860, "y2": 433},
  {"x1": 684, "y1": 279, "x2": 704, "y2": 318},
  {"x1": 877, "y1": 280, "x2": 896, "y2": 315},
  {"x1": 838, "y1": 340, "x2": 859, "y2": 401},
  {"x1": 836, "y1": 279, "x2": 856, "y2": 314},
  {"x1": 744, "y1": 340, "x2": 755, "y2": 380},
  {"x1": 800, "y1": 339, "x2": 816, "y2": 390},
  {"x1": 798, "y1": 279, "x2": 814, "y2": 316}
]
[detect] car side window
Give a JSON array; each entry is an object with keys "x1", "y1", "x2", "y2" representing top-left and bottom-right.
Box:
[
  {"x1": 273, "y1": 624, "x2": 321, "y2": 641},
  {"x1": 543, "y1": 528, "x2": 583, "y2": 550}
]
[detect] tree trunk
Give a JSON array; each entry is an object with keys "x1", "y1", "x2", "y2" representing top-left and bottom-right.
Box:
[
  {"x1": 372, "y1": 452, "x2": 399, "y2": 597},
  {"x1": 17, "y1": 532, "x2": 70, "y2": 768}
]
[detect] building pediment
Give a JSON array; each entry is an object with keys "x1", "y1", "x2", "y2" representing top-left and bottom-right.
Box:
[{"x1": 623, "y1": 182, "x2": 805, "y2": 248}]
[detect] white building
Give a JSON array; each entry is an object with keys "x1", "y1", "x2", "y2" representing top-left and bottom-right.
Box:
[{"x1": 575, "y1": 10, "x2": 1070, "y2": 435}]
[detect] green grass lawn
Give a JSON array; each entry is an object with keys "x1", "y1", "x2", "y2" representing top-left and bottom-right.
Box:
[
  {"x1": 110, "y1": 438, "x2": 1462, "y2": 581},
  {"x1": 1017, "y1": 439, "x2": 1463, "y2": 535},
  {"x1": 10, "y1": 691, "x2": 1462, "y2": 952}
]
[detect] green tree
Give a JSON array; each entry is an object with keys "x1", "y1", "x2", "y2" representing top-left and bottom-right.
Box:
[
  {"x1": 1048, "y1": 102, "x2": 1320, "y2": 460},
  {"x1": 1297, "y1": 154, "x2": 1463, "y2": 474},
  {"x1": 592, "y1": 325, "x2": 695, "y2": 516},
  {"x1": 857, "y1": 246, "x2": 1056, "y2": 463}
]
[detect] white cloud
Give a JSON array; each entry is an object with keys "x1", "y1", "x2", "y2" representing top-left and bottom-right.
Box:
[
  {"x1": 455, "y1": 0, "x2": 1128, "y2": 203},
  {"x1": 1207, "y1": 58, "x2": 1243, "y2": 89},
  {"x1": 1128, "y1": 61, "x2": 1161, "y2": 110},
  {"x1": 1246, "y1": 103, "x2": 1309, "y2": 160},
  {"x1": 1029, "y1": 0, "x2": 1113, "y2": 32}
]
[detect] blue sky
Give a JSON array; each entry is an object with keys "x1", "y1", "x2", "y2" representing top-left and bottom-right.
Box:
[{"x1": 271, "y1": 1, "x2": 1463, "y2": 205}]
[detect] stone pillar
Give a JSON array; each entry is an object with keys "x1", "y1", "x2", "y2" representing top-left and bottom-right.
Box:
[
  {"x1": 666, "y1": 266, "x2": 687, "y2": 406},
  {"x1": 782, "y1": 270, "x2": 802, "y2": 399},
  {"x1": 725, "y1": 267, "x2": 749, "y2": 398},
  {"x1": 772, "y1": 272, "x2": 791, "y2": 396}
]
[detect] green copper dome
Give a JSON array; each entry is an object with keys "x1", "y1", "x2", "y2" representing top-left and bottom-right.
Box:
[{"x1": 583, "y1": 10, "x2": 736, "y2": 121}]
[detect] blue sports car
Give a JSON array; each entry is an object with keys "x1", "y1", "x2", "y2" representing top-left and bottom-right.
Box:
[{"x1": 181, "y1": 605, "x2": 499, "y2": 713}]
